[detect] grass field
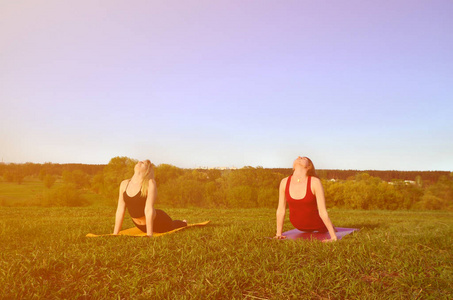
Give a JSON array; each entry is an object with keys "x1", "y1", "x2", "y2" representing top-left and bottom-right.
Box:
[
  {"x1": 0, "y1": 179, "x2": 46, "y2": 206},
  {"x1": 0, "y1": 207, "x2": 452, "y2": 299}
]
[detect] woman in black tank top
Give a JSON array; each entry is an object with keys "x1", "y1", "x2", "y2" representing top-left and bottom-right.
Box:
[{"x1": 113, "y1": 159, "x2": 187, "y2": 237}]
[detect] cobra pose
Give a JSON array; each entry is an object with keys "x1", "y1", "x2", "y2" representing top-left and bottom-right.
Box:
[
  {"x1": 275, "y1": 156, "x2": 337, "y2": 242},
  {"x1": 113, "y1": 160, "x2": 187, "y2": 237}
]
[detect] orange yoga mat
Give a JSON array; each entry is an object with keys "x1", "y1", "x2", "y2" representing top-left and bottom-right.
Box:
[
  {"x1": 86, "y1": 221, "x2": 210, "y2": 237},
  {"x1": 282, "y1": 227, "x2": 359, "y2": 241}
]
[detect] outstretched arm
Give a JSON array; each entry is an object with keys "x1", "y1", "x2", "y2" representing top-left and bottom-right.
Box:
[
  {"x1": 113, "y1": 180, "x2": 128, "y2": 235},
  {"x1": 312, "y1": 177, "x2": 337, "y2": 242},
  {"x1": 275, "y1": 178, "x2": 287, "y2": 239},
  {"x1": 144, "y1": 179, "x2": 157, "y2": 237}
]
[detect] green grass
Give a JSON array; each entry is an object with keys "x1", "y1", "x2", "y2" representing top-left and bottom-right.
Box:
[
  {"x1": 0, "y1": 178, "x2": 46, "y2": 205},
  {"x1": 0, "y1": 208, "x2": 452, "y2": 299}
]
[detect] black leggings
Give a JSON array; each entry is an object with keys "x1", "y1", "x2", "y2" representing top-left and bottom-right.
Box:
[{"x1": 133, "y1": 209, "x2": 187, "y2": 233}]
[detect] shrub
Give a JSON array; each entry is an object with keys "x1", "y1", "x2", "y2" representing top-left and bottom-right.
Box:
[
  {"x1": 227, "y1": 186, "x2": 257, "y2": 208},
  {"x1": 98, "y1": 157, "x2": 137, "y2": 205},
  {"x1": 3, "y1": 171, "x2": 14, "y2": 182},
  {"x1": 42, "y1": 184, "x2": 89, "y2": 207},
  {"x1": 62, "y1": 170, "x2": 90, "y2": 189},
  {"x1": 43, "y1": 174, "x2": 56, "y2": 189},
  {"x1": 257, "y1": 187, "x2": 277, "y2": 208}
]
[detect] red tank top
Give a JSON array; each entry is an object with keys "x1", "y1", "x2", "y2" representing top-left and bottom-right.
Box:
[{"x1": 285, "y1": 175, "x2": 327, "y2": 232}]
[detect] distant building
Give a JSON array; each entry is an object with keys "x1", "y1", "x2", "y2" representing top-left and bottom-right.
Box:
[
  {"x1": 388, "y1": 180, "x2": 416, "y2": 185},
  {"x1": 197, "y1": 166, "x2": 238, "y2": 170},
  {"x1": 215, "y1": 167, "x2": 237, "y2": 170}
]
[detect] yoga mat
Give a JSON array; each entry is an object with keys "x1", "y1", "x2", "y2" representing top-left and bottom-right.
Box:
[
  {"x1": 86, "y1": 221, "x2": 210, "y2": 238},
  {"x1": 282, "y1": 227, "x2": 359, "y2": 241}
]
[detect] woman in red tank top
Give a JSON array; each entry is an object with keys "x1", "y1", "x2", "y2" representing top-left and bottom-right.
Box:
[{"x1": 275, "y1": 156, "x2": 337, "y2": 242}]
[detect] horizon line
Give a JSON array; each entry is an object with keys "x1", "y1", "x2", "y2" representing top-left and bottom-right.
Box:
[{"x1": 0, "y1": 161, "x2": 451, "y2": 173}]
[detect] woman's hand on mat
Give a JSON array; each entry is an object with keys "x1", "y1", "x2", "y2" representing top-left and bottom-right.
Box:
[
  {"x1": 322, "y1": 237, "x2": 337, "y2": 243},
  {"x1": 273, "y1": 235, "x2": 287, "y2": 240},
  {"x1": 146, "y1": 234, "x2": 153, "y2": 238}
]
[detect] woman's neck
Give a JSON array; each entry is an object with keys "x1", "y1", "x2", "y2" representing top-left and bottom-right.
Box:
[
  {"x1": 293, "y1": 167, "x2": 308, "y2": 180},
  {"x1": 130, "y1": 173, "x2": 144, "y2": 184}
]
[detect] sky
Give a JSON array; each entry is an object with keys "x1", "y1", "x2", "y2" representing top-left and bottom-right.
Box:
[{"x1": 1, "y1": 1, "x2": 452, "y2": 171}]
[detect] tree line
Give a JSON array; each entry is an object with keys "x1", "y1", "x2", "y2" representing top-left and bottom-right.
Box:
[
  {"x1": 271, "y1": 168, "x2": 450, "y2": 184},
  {"x1": 1, "y1": 161, "x2": 448, "y2": 185},
  {"x1": 1, "y1": 158, "x2": 452, "y2": 210}
]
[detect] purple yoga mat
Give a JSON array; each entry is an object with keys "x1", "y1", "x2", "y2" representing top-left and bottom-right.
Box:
[{"x1": 282, "y1": 227, "x2": 359, "y2": 241}]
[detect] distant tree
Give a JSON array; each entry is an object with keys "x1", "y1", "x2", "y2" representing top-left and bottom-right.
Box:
[
  {"x1": 224, "y1": 167, "x2": 255, "y2": 189},
  {"x1": 414, "y1": 176, "x2": 453, "y2": 210},
  {"x1": 91, "y1": 172, "x2": 104, "y2": 194},
  {"x1": 323, "y1": 179, "x2": 345, "y2": 208},
  {"x1": 38, "y1": 169, "x2": 47, "y2": 181},
  {"x1": 43, "y1": 184, "x2": 88, "y2": 207},
  {"x1": 14, "y1": 172, "x2": 25, "y2": 185},
  {"x1": 179, "y1": 176, "x2": 204, "y2": 207},
  {"x1": 191, "y1": 170, "x2": 208, "y2": 182},
  {"x1": 154, "y1": 164, "x2": 184, "y2": 185},
  {"x1": 414, "y1": 194, "x2": 448, "y2": 210},
  {"x1": 3, "y1": 171, "x2": 14, "y2": 182},
  {"x1": 100, "y1": 157, "x2": 137, "y2": 204},
  {"x1": 158, "y1": 177, "x2": 181, "y2": 206},
  {"x1": 207, "y1": 169, "x2": 221, "y2": 181},
  {"x1": 62, "y1": 170, "x2": 90, "y2": 189},
  {"x1": 256, "y1": 187, "x2": 277, "y2": 208},
  {"x1": 43, "y1": 174, "x2": 56, "y2": 189},
  {"x1": 158, "y1": 171, "x2": 208, "y2": 207},
  {"x1": 415, "y1": 175, "x2": 423, "y2": 187},
  {"x1": 22, "y1": 162, "x2": 40, "y2": 177},
  {"x1": 227, "y1": 185, "x2": 256, "y2": 208},
  {"x1": 203, "y1": 181, "x2": 220, "y2": 208}
]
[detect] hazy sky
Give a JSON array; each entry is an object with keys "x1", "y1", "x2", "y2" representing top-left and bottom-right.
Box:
[{"x1": 1, "y1": 1, "x2": 452, "y2": 171}]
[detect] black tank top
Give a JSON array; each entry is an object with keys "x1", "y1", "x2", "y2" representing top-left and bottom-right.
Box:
[{"x1": 123, "y1": 180, "x2": 147, "y2": 218}]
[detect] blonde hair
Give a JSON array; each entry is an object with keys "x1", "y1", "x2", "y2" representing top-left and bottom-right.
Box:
[{"x1": 140, "y1": 160, "x2": 155, "y2": 197}]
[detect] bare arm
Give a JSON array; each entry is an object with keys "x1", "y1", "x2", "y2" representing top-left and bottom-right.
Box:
[
  {"x1": 312, "y1": 177, "x2": 337, "y2": 242},
  {"x1": 113, "y1": 180, "x2": 128, "y2": 235},
  {"x1": 144, "y1": 179, "x2": 157, "y2": 237},
  {"x1": 275, "y1": 177, "x2": 288, "y2": 238}
]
